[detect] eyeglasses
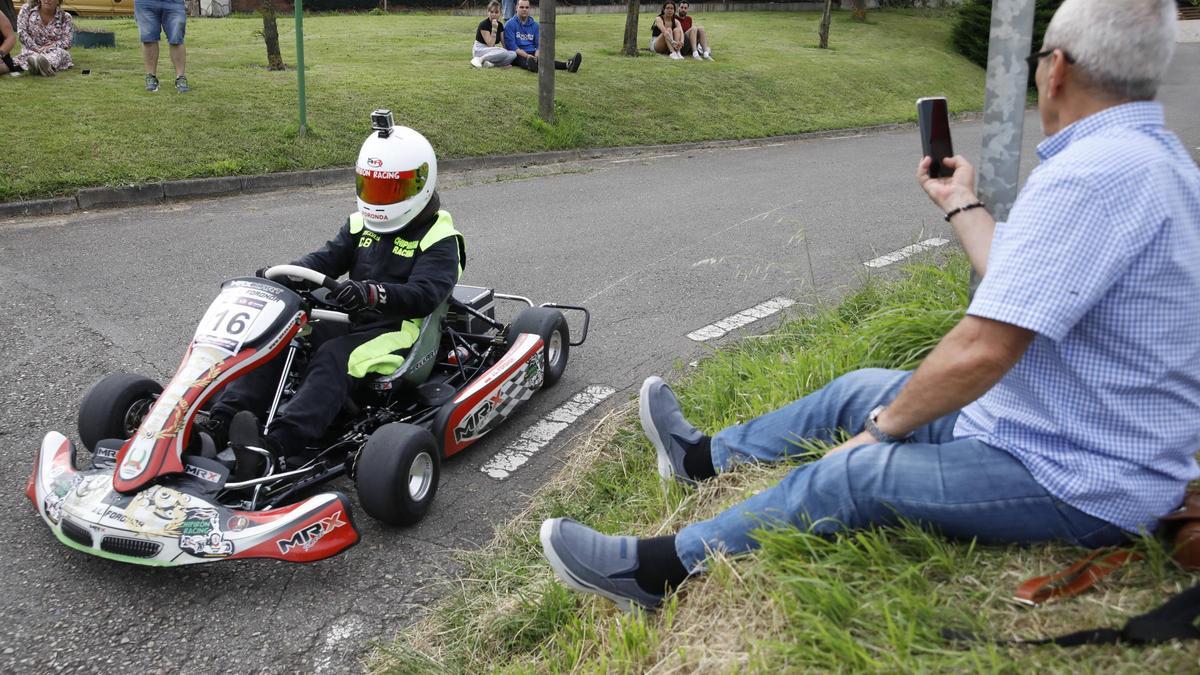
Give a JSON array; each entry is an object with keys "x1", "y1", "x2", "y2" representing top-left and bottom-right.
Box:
[{"x1": 1025, "y1": 48, "x2": 1076, "y2": 71}]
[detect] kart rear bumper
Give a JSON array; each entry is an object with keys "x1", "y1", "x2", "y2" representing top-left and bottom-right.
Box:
[{"x1": 28, "y1": 432, "x2": 360, "y2": 566}]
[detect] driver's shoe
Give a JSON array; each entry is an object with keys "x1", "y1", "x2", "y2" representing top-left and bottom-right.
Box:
[{"x1": 227, "y1": 411, "x2": 280, "y2": 482}]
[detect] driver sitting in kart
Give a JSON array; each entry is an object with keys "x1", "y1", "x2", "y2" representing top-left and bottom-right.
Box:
[{"x1": 204, "y1": 111, "x2": 466, "y2": 471}]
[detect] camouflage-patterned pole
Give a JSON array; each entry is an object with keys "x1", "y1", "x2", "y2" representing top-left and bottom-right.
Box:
[{"x1": 974, "y1": 0, "x2": 1036, "y2": 294}]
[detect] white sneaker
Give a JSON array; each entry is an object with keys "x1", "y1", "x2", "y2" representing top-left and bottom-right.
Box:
[
  {"x1": 30, "y1": 53, "x2": 54, "y2": 76},
  {"x1": 692, "y1": 50, "x2": 702, "y2": 60},
  {"x1": 482, "y1": 60, "x2": 495, "y2": 68},
  {"x1": 670, "y1": 51, "x2": 683, "y2": 61},
  {"x1": 470, "y1": 56, "x2": 484, "y2": 68},
  {"x1": 704, "y1": 49, "x2": 713, "y2": 61}
]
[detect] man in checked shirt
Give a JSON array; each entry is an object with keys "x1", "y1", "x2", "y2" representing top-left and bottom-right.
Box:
[{"x1": 539, "y1": 0, "x2": 1200, "y2": 612}]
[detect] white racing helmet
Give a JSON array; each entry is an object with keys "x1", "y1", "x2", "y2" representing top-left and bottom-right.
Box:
[{"x1": 355, "y1": 110, "x2": 438, "y2": 234}]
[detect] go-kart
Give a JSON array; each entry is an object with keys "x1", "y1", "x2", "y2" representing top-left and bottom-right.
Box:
[{"x1": 27, "y1": 265, "x2": 589, "y2": 566}]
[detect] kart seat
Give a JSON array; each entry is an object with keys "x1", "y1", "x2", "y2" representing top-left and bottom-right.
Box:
[{"x1": 358, "y1": 301, "x2": 448, "y2": 389}]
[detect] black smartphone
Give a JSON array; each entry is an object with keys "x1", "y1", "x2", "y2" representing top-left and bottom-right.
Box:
[{"x1": 917, "y1": 97, "x2": 953, "y2": 179}]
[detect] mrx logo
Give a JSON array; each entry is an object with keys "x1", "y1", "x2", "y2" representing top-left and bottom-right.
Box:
[
  {"x1": 276, "y1": 510, "x2": 346, "y2": 554},
  {"x1": 455, "y1": 395, "x2": 503, "y2": 443}
]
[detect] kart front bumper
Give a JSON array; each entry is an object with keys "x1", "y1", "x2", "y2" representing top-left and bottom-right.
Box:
[{"x1": 28, "y1": 432, "x2": 360, "y2": 566}]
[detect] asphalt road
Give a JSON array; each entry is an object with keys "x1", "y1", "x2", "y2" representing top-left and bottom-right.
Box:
[{"x1": 1, "y1": 45, "x2": 1196, "y2": 673}]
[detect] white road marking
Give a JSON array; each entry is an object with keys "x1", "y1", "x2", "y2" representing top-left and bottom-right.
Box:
[
  {"x1": 481, "y1": 385, "x2": 617, "y2": 480},
  {"x1": 686, "y1": 297, "x2": 796, "y2": 342},
  {"x1": 862, "y1": 237, "x2": 950, "y2": 268},
  {"x1": 610, "y1": 154, "x2": 679, "y2": 164}
]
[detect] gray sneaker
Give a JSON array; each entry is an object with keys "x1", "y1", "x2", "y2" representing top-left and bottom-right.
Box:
[
  {"x1": 540, "y1": 518, "x2": 664, "y2": 611},
  {"x1": 639, "y1": 376, "x2": 705, "y2": 486},
  {"x1": 29, "y1": 54, "x2": 54, "y2": 77},
  {"x1": 145, "y1": 74, "x2": 160, "y2": 92},
  {"x1": 175, "y1": 75, "x2": 190, "y2": 93}
]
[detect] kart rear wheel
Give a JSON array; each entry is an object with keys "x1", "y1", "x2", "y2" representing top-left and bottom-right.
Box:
[
  {"x1": 77, "y1": 373, "x2": 163, "y2": 452},
  {"x1": 356, "y1": 422, "x2": 441, "y2": 526},
  {"x1": 506, "y1": 307, "x2": 569, "y2": 388}
]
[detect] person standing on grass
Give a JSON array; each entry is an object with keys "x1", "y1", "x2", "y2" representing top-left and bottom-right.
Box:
[
  {"x1": 13, "y1": 0, "x2": 73, "y2": 77},
  {"x1": 135, "y1": 0, "x2": 189, "y2": 93},
  {"x1": 540, "y1": 0, "x2": 1200, "y2": 612},
  {"x1": 472, "y1": 1, "x2": 516, "y2": 69},
  {"x1": 502, "y1": 0, "x2": 515, "y2": 23},
  {"x1": 0, "y1": 11, "x2": 21, "y2": 76},
  {"x1": 650, "y1": 1, "x2": 685, "y2": 61},
  {"x1": 676, "y1": 1, "x2": 712, "y2": 61},
  {"x1": 503, "y1": 0, "x2": 582, "y2": 74}
]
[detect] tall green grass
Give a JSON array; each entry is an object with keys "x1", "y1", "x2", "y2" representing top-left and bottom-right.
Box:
[{"x1": 373, "y1": 254, "x2": 1197, "y2": 673}]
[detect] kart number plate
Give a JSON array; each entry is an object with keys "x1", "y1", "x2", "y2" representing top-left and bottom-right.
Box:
[{"x1": 194, "y1": 287, "x2": 285, "y2": 354}]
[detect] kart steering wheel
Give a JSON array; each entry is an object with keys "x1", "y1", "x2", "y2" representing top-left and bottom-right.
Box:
[{"x1": 262, "y1": 264, "x2": 351, "y2": 324}]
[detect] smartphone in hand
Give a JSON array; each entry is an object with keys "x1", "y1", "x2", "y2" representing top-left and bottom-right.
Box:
[{"x1": 917, "y1": 97, "x2": 953, "y2": 179}]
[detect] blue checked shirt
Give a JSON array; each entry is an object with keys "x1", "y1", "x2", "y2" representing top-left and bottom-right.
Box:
[{"x1": 955, "y1": 102, "x2": 1200, "y2": 534}]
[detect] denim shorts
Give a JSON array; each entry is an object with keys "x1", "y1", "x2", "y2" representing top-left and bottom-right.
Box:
[{"x1": 135, "y1": 0, "x2": 187, "y2": 45}]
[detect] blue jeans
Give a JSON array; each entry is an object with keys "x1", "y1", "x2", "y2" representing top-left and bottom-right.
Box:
[
  {"x1": 136, "y1": 0, "x2": 187, "y2": 45},
  {"x1": 502, "y1": 0, "x2": 515, "y2": 22},
  {"x1": 675, "y1": 368, "x2": 1128, "y2": 572}
]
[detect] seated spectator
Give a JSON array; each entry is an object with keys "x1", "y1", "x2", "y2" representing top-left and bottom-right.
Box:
[
  {"x1": 503, "y1": 0, "x2": 582, "y2": 74},
  {"x1": 650, "y1": 1, "x2": 685, "y2": 60},
  {"x1": 0, "y1": 10, "x2": 21, "y2": 76},
  {"x1": 14, "y1": 0, "x2": 74, "y2": 77},
  {"x1": 472, "y1": 1, "x2": 517, "y2": 69},
  {"x1": 539, "y1": 0, "x2": 1198, "y2": 612},
  {"x1": 677, "y1": 1, "x2": 712, "y2": 61}
]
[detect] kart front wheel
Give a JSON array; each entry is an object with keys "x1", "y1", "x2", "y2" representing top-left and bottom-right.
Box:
[
  {"x1": 77, "y1": 373, "x2": 163, "y2": 452},
  {"x1": 506, "y1": 307, "x2": 569, "y2": 388},
  {"x1": 356, "y1": 423, "x2": 441, "y2": 526}
]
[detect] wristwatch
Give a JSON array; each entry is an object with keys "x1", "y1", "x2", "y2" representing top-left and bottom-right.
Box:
[{"x1": 864, "y1": 405, "x2": 912, "y2": 443}]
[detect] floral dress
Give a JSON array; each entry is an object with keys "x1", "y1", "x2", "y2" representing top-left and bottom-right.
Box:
[{"x1": 14, "y1": 3, "x2": 73, "y2": 72}]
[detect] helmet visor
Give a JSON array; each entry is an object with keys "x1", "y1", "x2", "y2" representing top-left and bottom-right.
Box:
[{"x1": 356, "y1": 163, "x2": 429, "y2": 206}]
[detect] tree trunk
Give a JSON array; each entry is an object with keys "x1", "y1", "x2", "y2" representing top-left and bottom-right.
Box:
[
  {"x1": 1, "y1": 0, "x2": 18, "y2": 27},
  {"x1": 260, "y1": 0, "x2": 287, "y2": 71},
  {"x1": 622, "y1": 0, "x2": 640, "y2": 57},
  {"x1": 851, "y1": 0, "x2": 866, "y2": 21},
  {"x1": 818, "y1": 0, "x2": 833, "y2": 49}
]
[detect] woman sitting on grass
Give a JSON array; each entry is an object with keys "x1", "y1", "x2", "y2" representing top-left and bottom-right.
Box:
[
  {"x1": 15, "y1": 0, "x2": 74, "y2": 77},
  {"x1": 650, "y1": 1, "x2": 687, "y2": 61},
  {"x1": 471, "y1": 1, "x2": 516, "y2": 69}
]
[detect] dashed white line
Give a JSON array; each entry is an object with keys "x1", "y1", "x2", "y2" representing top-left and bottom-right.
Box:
[
  {"x1": 862, "y1": 237, "x2": 950, "y2": 268},
  {"x1": 481, "y1": 385, "x2": 617, "y2": 480},
  {"x1": 610, "y1": 154, "x2": 679, "y2": 164},
  {"x1": 686, "y1": 296, "x2": 796, "y2": 342}
]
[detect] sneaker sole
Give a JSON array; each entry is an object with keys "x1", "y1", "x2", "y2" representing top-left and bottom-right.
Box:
[
  {"x1": 540, "y1": 519, "x2": 638, "y2": 613},
  {"x1": 639, "y1": 377, "x2": 676, "y2": 483}
]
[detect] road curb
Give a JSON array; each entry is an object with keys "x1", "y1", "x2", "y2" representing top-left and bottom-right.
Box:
[{"x1": 1, "y1": 118, "x2": 980, "y2": 219}]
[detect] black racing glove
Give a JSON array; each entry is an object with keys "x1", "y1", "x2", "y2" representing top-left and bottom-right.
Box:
[
  {"x1": 255, "y1": 267, "x2": 270, "y2": 278},
  {"x1": 333, "y1": 279, "x2": 386, "y2": 312}
]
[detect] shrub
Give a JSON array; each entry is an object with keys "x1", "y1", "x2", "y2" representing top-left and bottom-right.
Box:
[
  {"x1": 302, "y1": 0, "x2": 378, "y2": 11},
  {"x1": 950, "y1": 0, "x2": 1064, "y2": 82}
]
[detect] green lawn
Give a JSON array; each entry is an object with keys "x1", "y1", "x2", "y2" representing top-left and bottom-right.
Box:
[
  {"x1": 1, "y1": 9, "x2": 984, "y2": 202},
  {"x1": 373, "y1": 254, "x2": 1198, "y2": 673}
]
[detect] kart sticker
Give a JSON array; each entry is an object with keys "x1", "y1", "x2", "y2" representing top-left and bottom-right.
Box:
[
  {"x1": 43, "y1": 474, "x2": 82, "y2": 525},
  {"x1": 276, "y1": 510, "x2": 347, "y2": 555},
  {"x1": 124, "y1": 486, "x2": 193, "y2": 537},
  {"x1": 454, "y1": 358, "x2": 541, "y2": 444},
  {"x1": 177, "y1": 507, "x2": 234, "y2": 558}
]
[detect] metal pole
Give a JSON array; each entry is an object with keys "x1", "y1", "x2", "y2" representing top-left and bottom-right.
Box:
[
  {"x1": 294, "y1": 0, "x2": 308, "y2": 137},
  {"x1": 539, "y1": 0, "x2": 556, "y2": 124},
  {"x1": 973, "y1": 0, "x2": 1035, "y2": 294}
]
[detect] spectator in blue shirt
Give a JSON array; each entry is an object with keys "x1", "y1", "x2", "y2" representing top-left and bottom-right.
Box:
[
  {"x1": 503, "y1": 0, "x2": 582, "y2": 74},
  {"x1": 539, "y1": 0, "x2": 1200, "y2": 612}
]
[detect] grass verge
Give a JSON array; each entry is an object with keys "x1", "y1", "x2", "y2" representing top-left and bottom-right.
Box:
[
  {"x1": 3, "y1": 9, "x2": 984, "y2": 201},
  {"x1": 372, "y1": 253, "x2": 1198, "y2": 673}
]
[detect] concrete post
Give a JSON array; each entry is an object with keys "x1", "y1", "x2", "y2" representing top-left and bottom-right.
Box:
[{"x1": 974, "y1": 0, "x2": 1036, "y2": 293}]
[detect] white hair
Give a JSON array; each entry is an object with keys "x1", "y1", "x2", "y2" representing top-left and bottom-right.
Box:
[{"x1": 1043, "y1": 0, "x2": 1177, "y2": 101}]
